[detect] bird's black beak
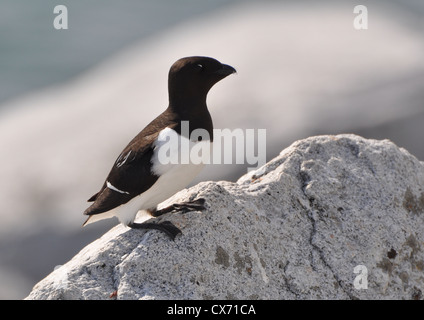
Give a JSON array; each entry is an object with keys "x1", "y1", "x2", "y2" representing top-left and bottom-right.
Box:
[{"x1": 214, "y1": 63, "x2": 237, "y2": 76}]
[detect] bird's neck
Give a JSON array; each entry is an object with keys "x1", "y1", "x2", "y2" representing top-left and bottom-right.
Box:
[
  {"x1": 168, "y1": 78, "x2": 211, "y2": 114},
  {"x1": 166, "y1": 99, "x2": 213, "y2": 141},
  {"x1": 168, "y1": 94, "x2": 209, "y2": 118}
]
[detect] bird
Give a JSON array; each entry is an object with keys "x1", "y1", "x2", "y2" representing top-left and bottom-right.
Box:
[{"x1": 83, "y1": 56, "x2": 236, "y2": 240}]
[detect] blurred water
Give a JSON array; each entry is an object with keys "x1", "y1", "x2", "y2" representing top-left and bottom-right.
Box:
[
  {"x1": 0, "y1": 0, "x2": 239, "y2": 106},
  {"x1": 1, "y1": 0, "x2": 424, "y2": 107},
  {"x1": 2, "y1": 0, "x2": 424, "y2": 109}
]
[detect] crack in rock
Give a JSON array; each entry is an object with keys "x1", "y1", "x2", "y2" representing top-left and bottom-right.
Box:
[{"x1": 299, "y1": 163, "x2": 355, "y2": 299}]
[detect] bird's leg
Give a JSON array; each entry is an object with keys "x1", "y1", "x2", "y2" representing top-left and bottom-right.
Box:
[
  {"x1": 128, "y1": 199, "x2": 205, "y2": 240},
  {"x1": 128, "y1": 221, "x2": 182, "y2": 241},
  {"x1": 151, "y1": 198, "x2": 206, "y2": 217}
]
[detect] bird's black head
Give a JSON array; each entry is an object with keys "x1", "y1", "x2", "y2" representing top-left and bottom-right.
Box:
[{"x1": 168, "y1": 56, "x2": 236, "y2": 111}]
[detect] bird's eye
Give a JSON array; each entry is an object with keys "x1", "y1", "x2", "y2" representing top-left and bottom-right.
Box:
[{"x1": 195, "y1": 64, "x2": 204, "y2": 72}]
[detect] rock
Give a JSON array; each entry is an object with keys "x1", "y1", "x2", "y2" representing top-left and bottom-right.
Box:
[{"x1": 25, "y1": 135, "x2": 424, "y2": 300}]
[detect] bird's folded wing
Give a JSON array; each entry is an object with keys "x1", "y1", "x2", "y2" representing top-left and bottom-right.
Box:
[{"x1": 84, "y1": 133, "x2": 160, "y2": 216}]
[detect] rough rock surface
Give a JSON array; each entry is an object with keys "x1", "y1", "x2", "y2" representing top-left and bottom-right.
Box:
[{"x1": 26, "y1": 135, "x2": 424, "y2": 300}]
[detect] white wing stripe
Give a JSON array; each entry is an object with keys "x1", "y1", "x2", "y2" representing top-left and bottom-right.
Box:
[
  {"x1": 106, "y1": 181, "x2": 130, "y2": 194},
  {"x1": 116, "y1": 150, "x2": 132, "y2": 168}
]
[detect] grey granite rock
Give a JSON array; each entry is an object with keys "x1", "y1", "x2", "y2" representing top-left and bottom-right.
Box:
[{"x1": 26, "y1": 135, "x2": 424, "y2": 300}]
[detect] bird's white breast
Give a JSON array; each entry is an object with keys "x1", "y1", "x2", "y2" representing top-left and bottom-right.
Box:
[
  {"x1": 112, "y1": 127, "x2": 211, "y2": 225},
  {"x1": 151, "y1": 126, "x2": 211, "y2": 175}
]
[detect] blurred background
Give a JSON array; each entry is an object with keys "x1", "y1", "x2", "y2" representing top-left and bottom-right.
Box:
[{"x1": 1, "y1": 0, "x2": 424, "y2": 299}]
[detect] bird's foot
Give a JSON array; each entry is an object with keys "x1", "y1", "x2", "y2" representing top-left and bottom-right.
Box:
[
  {"x1": 128, "y1": 221, "x2": 181, "y2": 241},
  {"x1": 152, "y1": 198, "x2": 206, "y2": 217}
]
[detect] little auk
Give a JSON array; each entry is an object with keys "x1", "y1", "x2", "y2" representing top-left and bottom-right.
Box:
[{"x1": 83, "y1": 56, "x2": 236, "y2": 240}]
